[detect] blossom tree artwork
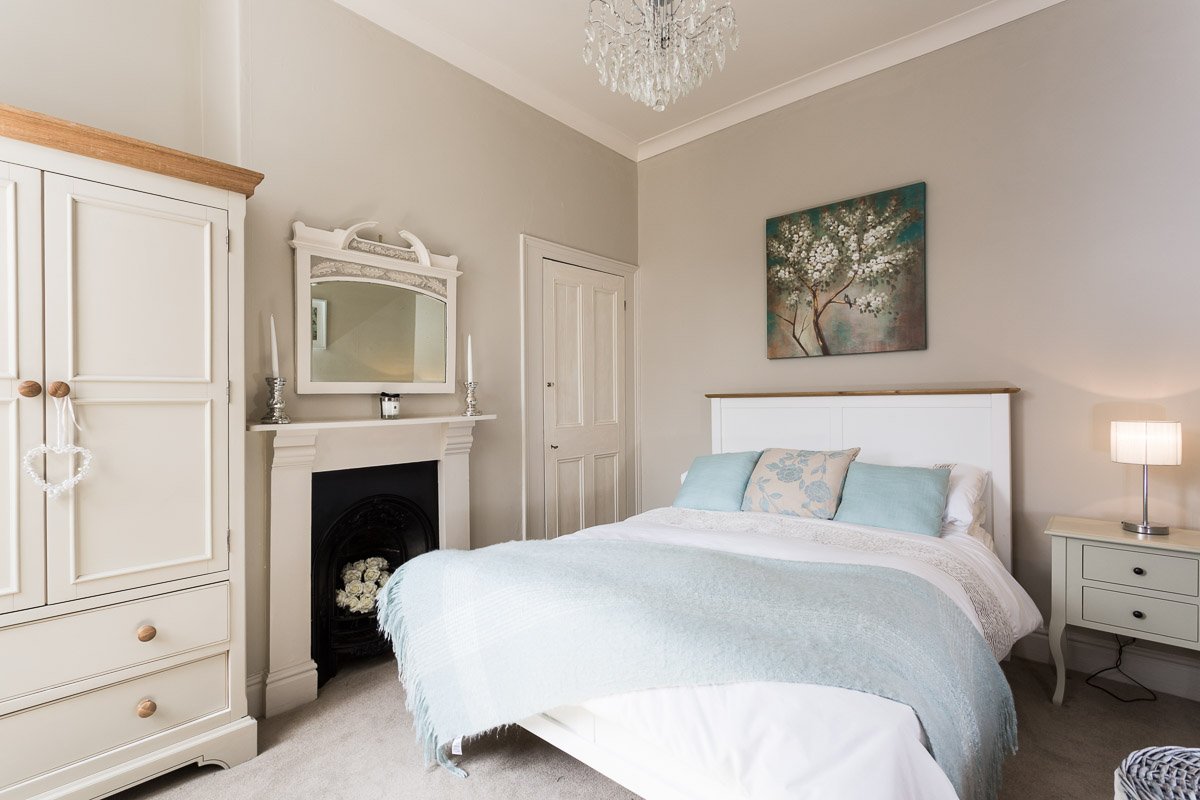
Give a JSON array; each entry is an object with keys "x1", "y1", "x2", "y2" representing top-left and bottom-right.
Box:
[{"x1": 766, "y1": 183, "x2": 926, "y2": 358}]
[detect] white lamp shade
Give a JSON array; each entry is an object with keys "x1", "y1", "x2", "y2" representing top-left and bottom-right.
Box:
[{"x1": 1110, "y1": 421, "x2": 1183, "y2": 466}]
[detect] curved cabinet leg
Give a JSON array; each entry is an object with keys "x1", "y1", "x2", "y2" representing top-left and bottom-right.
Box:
[
  {"x1": 1049, "y1": 535, "x2": 1068, "y2": 705},
  {"x1": 1049, "y1": 615, "x2": 1067, "y2": 705}
]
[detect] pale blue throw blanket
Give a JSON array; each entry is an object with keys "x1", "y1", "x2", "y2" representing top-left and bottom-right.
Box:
[{"x1": 377, "y1": 538, "x2": 1016, "y2": 800}]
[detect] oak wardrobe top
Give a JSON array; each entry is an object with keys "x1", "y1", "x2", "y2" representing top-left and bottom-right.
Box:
[{"x1": 0, "y1": 103, "x2": 265, "y2": 197}]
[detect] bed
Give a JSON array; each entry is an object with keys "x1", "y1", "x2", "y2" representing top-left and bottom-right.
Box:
[
  {"x1": 378, "y1": 390, "x2": 1041, "y2": 800},
  {"x1": 513, "y1": 391, "x2": 1040, "y2": 800}
]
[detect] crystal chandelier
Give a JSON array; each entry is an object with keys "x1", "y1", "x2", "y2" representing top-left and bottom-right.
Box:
[{"x1": 583, "y1": 0, "x2": 740, "y2": 112}]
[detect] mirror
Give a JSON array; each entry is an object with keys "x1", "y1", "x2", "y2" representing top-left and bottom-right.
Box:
[
  {"x1": 292, "y1": 221, "x2": 460, "y2": 394},
  {"x1": 310, "y1": 281, "x2": 446, "y2": 383}
]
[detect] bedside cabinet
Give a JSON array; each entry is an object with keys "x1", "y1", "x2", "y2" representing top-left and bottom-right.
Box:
[{"x1": 1046, "y1": 516, "x2": 1200, "y2": 704}]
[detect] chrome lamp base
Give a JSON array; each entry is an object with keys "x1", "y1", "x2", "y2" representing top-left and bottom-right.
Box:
[
  {"x1": 1123, "y1": 463, "x2": 1169, "y2": 535},
  {"x1": 1122, "y1": 520, "x2": 1171, "y2": 536}
]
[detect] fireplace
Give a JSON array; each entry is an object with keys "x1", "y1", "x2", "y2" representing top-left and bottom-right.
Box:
[
  {"x1": 255, "y1": 414, "x2": 491, "y2": 717},
  {"x1": 311, "y1": 461, "x2": 438, "y2": 685}
]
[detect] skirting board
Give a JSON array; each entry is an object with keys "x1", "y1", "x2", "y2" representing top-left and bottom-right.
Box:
[
  {"x1": 1014, "y1": 629, "x2": 1200, "y2": 702},
  {"x1": 246, "y1": 672, "x2": 264, "y2": 719}
]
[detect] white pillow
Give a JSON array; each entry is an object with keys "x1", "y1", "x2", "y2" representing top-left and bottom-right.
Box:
[{"x1": 935, "y1": 462, "x2": 989, "y2": 530}]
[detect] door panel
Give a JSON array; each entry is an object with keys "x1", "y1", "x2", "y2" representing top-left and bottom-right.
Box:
[
  {"x1": 553, "y1": 457, "x2": 585, "y2": 537},
  {"x1": 553, "y1": 281, "x2": 583, "y2": 427},
  {"x1": 70, "y1": 197, "x2": 211, "y2": 380},
  {"x1": 592, "y1": 287, "x2": 618, "y2": 425},
  {"x1": 543, "y1": 259, "x2": 625, "y2": 538},
  {"x1": 42, "y1": 175, "x2": 228, "y2": 602},
  {"x1": 0, "y1": 160, "x2": 45, "y2": 613},
  {"x1": 593, "y1": 452, "x2": 619, "y2": 527},
  {"x1": 67, "y1": 401, "x2": 215, "y2": 581}
]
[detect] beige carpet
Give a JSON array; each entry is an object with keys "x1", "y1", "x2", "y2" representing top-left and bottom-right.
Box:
[{"x1": 117, "y1": 656, "x2": 1200, "y2": 800}]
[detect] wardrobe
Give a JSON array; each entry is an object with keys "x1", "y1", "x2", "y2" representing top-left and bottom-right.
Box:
[{"x1": 0, "y1": 105, "x2": 262, "y2": 799}]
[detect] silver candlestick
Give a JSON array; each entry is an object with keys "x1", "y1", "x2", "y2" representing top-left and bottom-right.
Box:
[
  {"x1": 261, "y1": 377, "x2": 291, "y2": 424},
  {"x1": 462, "y1": 381, "x2": 481, "y2": 417}
]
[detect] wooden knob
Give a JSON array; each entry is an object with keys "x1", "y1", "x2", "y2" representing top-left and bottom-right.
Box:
[
  {"x1": 48, "y1": 381, "x2": 70, "y2": 398},
  {"x1": 136, "y1": 625, "x2": 157, "y2": 642},
  {"x1": 136, "y1": 699, "x2": 157, "y2": 718},
  {"x1": 18, "y1": 380, "x2": 42, "y2": 398}
]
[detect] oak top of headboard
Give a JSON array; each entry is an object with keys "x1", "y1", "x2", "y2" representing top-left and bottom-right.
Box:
[{"x1": 706, "y1": 387, "x2": 1020, "y2": 399}]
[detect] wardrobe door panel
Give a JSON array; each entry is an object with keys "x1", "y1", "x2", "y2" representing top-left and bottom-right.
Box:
[
  {"x1": 0, "y1": 160, "x2": 45, "y2": 613},
  {"x1": 42, "y1": 175, "x2": 229, "y2": 603}
]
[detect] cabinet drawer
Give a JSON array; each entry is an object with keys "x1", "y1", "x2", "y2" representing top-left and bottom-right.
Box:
[
  {"x1": 1082, "y1": 586, "x2": 1199, "y2": 642},
  {"x1": 0, "y1": 654, "x2": 228, "y2": 788},
  {"x1": 0, "y1": 583, "x2": 229, "y2": 702},
  {"x1": 1083, "y1": 545, "x2": 1199, "y2": 596}
]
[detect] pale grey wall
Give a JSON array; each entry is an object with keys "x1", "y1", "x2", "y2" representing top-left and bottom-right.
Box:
[
  {"x1": 636, "y1": 0, "x2": 1200, "y2": 619},
  {"x1": 0, "y1": 0, "x2": 207, "y2": 153},
  {"x1": 239, "y1": 0, "x2": 637, "y2": 679}
]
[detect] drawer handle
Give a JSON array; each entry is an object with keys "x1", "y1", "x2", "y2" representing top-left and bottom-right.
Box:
[
  {"x1": 136, "y1": 699, "x2": 157, "y2": 718},
  {"x1": 1133, "y1": 567, "x2": 1146, "y2": 576},
  {"x1": 1132, "y1": 610, "x2": 1146, "y2": 620},
  {"x1": 136, "y1": 625, "x2": 157, "y2": 642}
]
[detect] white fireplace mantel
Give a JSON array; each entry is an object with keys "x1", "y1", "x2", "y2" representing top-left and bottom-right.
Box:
[{"x1": 249, "y1": 414, "x2": 495, "y2": 717}]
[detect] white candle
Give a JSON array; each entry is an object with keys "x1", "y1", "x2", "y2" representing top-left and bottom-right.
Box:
[
  {"x1": 269, "y1": 314, "x2": 281, "y2": 379},
  {"x1": 466, "y1": 334, "x2": 474, "y2": 384}
]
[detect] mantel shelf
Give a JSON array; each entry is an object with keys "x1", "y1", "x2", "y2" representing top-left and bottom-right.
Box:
[{"x1": 247, "y1": 414, "x2": 496, "y2": 433}]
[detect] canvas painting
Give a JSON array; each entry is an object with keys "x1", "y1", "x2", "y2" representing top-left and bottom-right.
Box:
[{"x1": 766, "y1": 182, "x2": 926, "y2": 358}]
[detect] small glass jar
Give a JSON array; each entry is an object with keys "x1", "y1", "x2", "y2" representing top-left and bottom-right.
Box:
[{"x1": 379, "y1": 392, "x2": 401, "y2": 420}]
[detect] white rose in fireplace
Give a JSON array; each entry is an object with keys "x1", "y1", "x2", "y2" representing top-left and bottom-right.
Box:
[{"x1": 336, "y1": 555, "x2": 392, "y2": 615}]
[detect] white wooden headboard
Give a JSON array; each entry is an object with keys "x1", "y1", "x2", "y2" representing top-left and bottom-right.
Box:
[{"x1": 708, "y1": 390, "x2": 1016, "y2": 571}]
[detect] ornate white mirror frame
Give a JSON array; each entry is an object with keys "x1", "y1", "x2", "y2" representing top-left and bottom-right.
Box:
[{"x1": 291, "y1": 220, "x2": 461, "y2": 394}]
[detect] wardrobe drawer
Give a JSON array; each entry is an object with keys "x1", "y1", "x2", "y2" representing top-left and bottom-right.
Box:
[
  {"x1": 1082, "y1": 586, "x2": 1199, "y2": 642},
  {"x1": 0, "y1": 654, "x2": 228, "y2": 788},
  {"x1": 0, "y1": 583, "x2": 229, "y2": 702},
  {"x1": 1083, "y1": 545, "x2": 1199, "y2": 596}
]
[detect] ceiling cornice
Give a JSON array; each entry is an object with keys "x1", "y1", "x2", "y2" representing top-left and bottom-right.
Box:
[
  {"x1": 335, "y1": 0, "x2": 1068, "y2": 163},
  {"x1": 636, "y1": 0, "x2": 1069, "y2": 160}
]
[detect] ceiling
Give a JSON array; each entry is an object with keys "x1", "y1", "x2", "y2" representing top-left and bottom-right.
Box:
[{"x1": 334, "y1": 0, "x2": 1064, "y2": 161}]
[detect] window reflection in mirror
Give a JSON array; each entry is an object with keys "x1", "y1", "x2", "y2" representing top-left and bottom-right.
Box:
[{"x1": 309, "y1": 280, "x2": 447, "y2": 383}]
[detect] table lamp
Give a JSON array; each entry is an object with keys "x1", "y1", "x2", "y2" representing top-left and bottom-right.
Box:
[{"x1": 1111, "y1": 420, "x2": 1182, "y2": 535}]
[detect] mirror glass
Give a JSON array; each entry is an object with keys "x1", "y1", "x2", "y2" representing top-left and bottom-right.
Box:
[{"x1": 309, "y1": 280, "x2": 447, "y2": 383}]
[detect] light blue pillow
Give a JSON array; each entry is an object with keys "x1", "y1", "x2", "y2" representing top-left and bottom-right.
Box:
[
  {"x1": 674, "y1": 451, "x2": 763, "y2": 512},
  {"x1": 833, "y1": 462, "x2": 951, "y2": 536}
]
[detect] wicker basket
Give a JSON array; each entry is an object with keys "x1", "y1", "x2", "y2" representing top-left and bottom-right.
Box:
[{"x1": 1115, "y1": 747, "x2": 1200, "y2": 800}]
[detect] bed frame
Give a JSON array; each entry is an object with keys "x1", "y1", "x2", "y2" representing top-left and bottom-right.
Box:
[{"x1": 519, "y1": 388, "x2": 1018, "y2": 800}]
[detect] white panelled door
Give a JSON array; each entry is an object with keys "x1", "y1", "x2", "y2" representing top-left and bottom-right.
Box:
[
  {"x1": 42, "y1": 174, "x2": 229, "y2": 602},
  {"x1": 543, "y1": 258, "x2": 625, "y2": 538},
  {"x1": 0, "y1": 160, "x2": 45, "y2": 612}
]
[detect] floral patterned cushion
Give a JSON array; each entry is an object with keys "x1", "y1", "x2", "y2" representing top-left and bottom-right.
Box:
[{"x1": 741, "y1": 447, "x2": 861, "y2": 519}]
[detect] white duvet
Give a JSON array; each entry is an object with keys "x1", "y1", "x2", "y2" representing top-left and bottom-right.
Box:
[{"x1": 562, "y1": 510, "x2": 1041, "y2": 800}]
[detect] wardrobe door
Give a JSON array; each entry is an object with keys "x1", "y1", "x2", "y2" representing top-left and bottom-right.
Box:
[
  {"x1": 42, "y1": 174, "x2": 229, "y2": 603},
  {"x1": 0, "y1": 160, "x2": 45, "y2": 613}
]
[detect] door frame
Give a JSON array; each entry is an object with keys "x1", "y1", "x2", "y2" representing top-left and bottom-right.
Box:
[{"x1": 519, "y1": 234, "x2": 639, "y2": 541}]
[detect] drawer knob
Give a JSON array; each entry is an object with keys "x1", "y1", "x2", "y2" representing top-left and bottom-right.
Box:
[
  {"x1": 1132, "y1": 610, "x2": 1146, "y2": 620},
  {"x1": 1133, "y1": 567, "x2": 1146, "y2": 576},
  {"x1": 136, "y1": 625, "x2": 157, "y2": 642},
  {"x1": 136, "y1": 699, "x2": 157, "y2": 718}
]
